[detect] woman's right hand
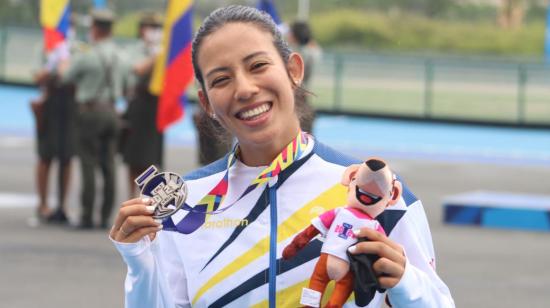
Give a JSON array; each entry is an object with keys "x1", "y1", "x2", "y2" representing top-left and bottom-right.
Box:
[{"x1": 109, "y1": 197, "x2": 163, "y2": 243}]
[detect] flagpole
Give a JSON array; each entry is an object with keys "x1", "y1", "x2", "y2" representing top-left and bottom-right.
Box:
[{"x1": 297, "y1": 0, "x2": 310, "y2": 21}]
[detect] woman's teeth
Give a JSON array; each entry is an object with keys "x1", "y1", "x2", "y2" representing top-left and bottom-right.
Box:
[{"x1": 238, "y1": 103, "x2": 270, "y2": 120}]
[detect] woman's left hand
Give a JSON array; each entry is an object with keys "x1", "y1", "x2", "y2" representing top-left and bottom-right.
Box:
[{"x1": 348, "y1": 227, "x2": 406, "y2": 289}]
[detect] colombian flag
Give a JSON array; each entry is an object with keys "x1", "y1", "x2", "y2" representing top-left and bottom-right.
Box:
[
  {"x1": 257, "y1": 0, "x2": 281, "y2": 25},
  {"x1": 40, "y1": 0, "x2": 70, "y2": 52},
  {"x1": 149, "y1": 0, "x2": 194, "y2": 132}
]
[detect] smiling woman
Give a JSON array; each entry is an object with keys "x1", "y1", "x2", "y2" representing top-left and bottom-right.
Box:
[
  {"x1": 110, "y1": 5, "x2": 454, "y2": 308},
  {"x1": 196, "y1": 22, "x2": 303, "y2": 166}
]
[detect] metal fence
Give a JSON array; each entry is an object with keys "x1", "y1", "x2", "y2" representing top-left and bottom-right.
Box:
[
  {"x1": 311, "y1": 52, "x2": 550, "y2": 126},
  {"x1": 2, "y1": 26, "x2": 549, "y2": 126}
]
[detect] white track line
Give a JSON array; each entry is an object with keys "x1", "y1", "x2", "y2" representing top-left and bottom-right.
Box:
[{"x1": 0, "y1": 192, "x2": 40, "y2": 208}]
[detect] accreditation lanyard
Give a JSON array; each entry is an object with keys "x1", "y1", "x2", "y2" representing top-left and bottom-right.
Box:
[{"x1": 173, "y1": 131, "x2": 309, "y2": 234}]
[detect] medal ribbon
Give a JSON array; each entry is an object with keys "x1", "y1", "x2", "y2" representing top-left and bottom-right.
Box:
[{"x1": 169, "y1": 131, "x2": 309, "y2": 234}]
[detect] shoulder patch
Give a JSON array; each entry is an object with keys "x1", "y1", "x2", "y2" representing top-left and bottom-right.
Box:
[
  {"x1": 184, "y1": 154, "x2": 229, "y2": 180},
  {"x1": 398, "y1": 177, "x2": 418, "y2": 207},
  {"x1": 314, "y1": 141, "x2": 360, "y2": 166}
]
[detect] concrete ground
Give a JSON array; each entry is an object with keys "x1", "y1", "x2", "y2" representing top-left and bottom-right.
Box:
[{"x1": 0, "y1": 138, "x2": 549, "y2": 308}]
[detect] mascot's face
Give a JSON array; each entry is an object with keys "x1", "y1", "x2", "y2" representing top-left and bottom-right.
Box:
[{"x1": 342, "y1": 158, "x2": 400, "y2": 219}]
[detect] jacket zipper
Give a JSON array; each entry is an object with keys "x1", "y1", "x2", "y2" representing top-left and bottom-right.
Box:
[{"x1": 268, "y1": 184, "x2": 277, "y2": 308}]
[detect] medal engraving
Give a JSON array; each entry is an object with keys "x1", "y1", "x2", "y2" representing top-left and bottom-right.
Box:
[{"x1": 135, "y1": 165, "x2": 188, "y2": 219}]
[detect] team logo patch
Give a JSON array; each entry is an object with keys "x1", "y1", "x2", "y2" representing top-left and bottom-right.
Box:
[{"x1": 335, "y1": 222, "x2": 354, "y2": 239}]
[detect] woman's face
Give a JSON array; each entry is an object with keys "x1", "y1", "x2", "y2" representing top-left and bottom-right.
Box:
[{"x1": 197, "y1": 22, "x2": 303, "y2": 154}]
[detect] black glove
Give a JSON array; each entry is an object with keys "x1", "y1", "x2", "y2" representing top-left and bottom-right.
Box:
[{"x1": 347, "y1": 237, "x2": 386, "y2": 307}]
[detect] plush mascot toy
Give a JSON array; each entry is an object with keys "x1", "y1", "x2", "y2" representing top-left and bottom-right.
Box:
[{"x1": 282, "y1": 158, "x2": 402, "y2": 307}]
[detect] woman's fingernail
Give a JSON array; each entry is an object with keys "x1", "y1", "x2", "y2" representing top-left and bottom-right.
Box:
[
  {"x1": 154, "y1": 219, "x2": 163, "y2": 225},
  {"x1": 352, "y1": 229, "x2": 360, "y2": 236},
  {"x1": 157, "y1": 224, "x2": 164, "y2": 230},
  {"x1": 142, "y1": 197, "x2": 151, "y2": 204},
  {"x1": 145, "y1": 205, "x2": 157, "y2": 213},
  {"x1": 348, "y1": 245, "x2": 357, "y2": 254}
]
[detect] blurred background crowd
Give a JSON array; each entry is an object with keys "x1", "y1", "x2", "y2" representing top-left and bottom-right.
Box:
[{"x1": 2, "y1": 0, "x2": 550, "y2": 125}]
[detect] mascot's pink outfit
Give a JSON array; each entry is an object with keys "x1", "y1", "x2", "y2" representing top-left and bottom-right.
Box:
[
  {"x1": 307, "y1": 207, "x2": 386, "y2": 307},
  {"x1": 313, "y1": 207, "x2": 385, "y2": 262}
]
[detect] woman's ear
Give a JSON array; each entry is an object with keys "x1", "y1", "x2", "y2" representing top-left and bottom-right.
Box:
[
  {"x1": 287, "y1": 52, "x2": 305, "y2": 85},
  {"x1": 198, "y1": 89, "x2": 212, "y2": 115},
  {"x1": 341, "y1": 164, "x2": 360, "y2": 187},
  {"x1": 388, "y1": 180, "x2": 403, "y2": 206}
]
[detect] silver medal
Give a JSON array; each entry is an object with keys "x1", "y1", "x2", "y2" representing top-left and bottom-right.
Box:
[{"x1": 135, "y1": 165, "x2": 188, "y2": 219}]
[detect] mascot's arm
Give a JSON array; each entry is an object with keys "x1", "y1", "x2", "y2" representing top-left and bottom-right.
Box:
[{"x1": 282, "y1": 224, "x2": 320, "y2": 259}]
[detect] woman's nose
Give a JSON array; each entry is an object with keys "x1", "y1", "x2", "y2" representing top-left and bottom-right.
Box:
[{"x1": 233, "y1": 73, "x2": 259, "y2": 102}]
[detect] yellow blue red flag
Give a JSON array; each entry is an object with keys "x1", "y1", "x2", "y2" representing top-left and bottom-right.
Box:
[
  {"x1": 149, "y1": 0, "x2": 194, "y2": 132},
  {"x1": 257, "y1": 0, "x2": 281, "y2": 25},
  {"x1": 40, "y1": 0, "x2": 71, "y2": 52}
]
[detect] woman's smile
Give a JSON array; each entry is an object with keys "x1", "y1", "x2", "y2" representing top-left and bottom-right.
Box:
[{"x1": 235, "y1": 102, "x2": 273, "y2": 123}]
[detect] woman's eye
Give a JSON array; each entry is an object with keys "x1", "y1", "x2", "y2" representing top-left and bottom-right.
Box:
[
  {"x1": 251, "y1": 62, "x2": 268, "y2": 70},
  {"x1": 210, "y1": 77, "x2": 229, "y2": 87}
]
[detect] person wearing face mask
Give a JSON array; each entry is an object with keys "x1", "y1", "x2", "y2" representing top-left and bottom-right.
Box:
[
  {"x1": 120, "y1": 12, "x2": 165, "y2": 197},
  {"x1": 109, "y1": 5, "x2": 454, "y2": 307},
  {"x1": 58, "y1": 9, "x2": 122, "y2": 229}
]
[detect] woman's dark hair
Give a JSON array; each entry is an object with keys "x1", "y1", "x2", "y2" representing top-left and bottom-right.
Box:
[
  {"x1": 192, "y1": 5, "x2": 291, "y2": 87},
  {"x1": 191, "y1": 5, "x2": 314, "y2": 134}
]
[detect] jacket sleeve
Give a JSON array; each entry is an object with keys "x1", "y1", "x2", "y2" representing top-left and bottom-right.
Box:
[
  {"x1": 386, "y1": 199, "x2": 455, "y2": 307},
  {"x1": 111, "y1": 231, "x2": 190, "y2": 308}
]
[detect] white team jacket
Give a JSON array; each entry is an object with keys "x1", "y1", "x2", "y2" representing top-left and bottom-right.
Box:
[{"x1": 112, "y1": 137, "x2": 455, "y2": 307}]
